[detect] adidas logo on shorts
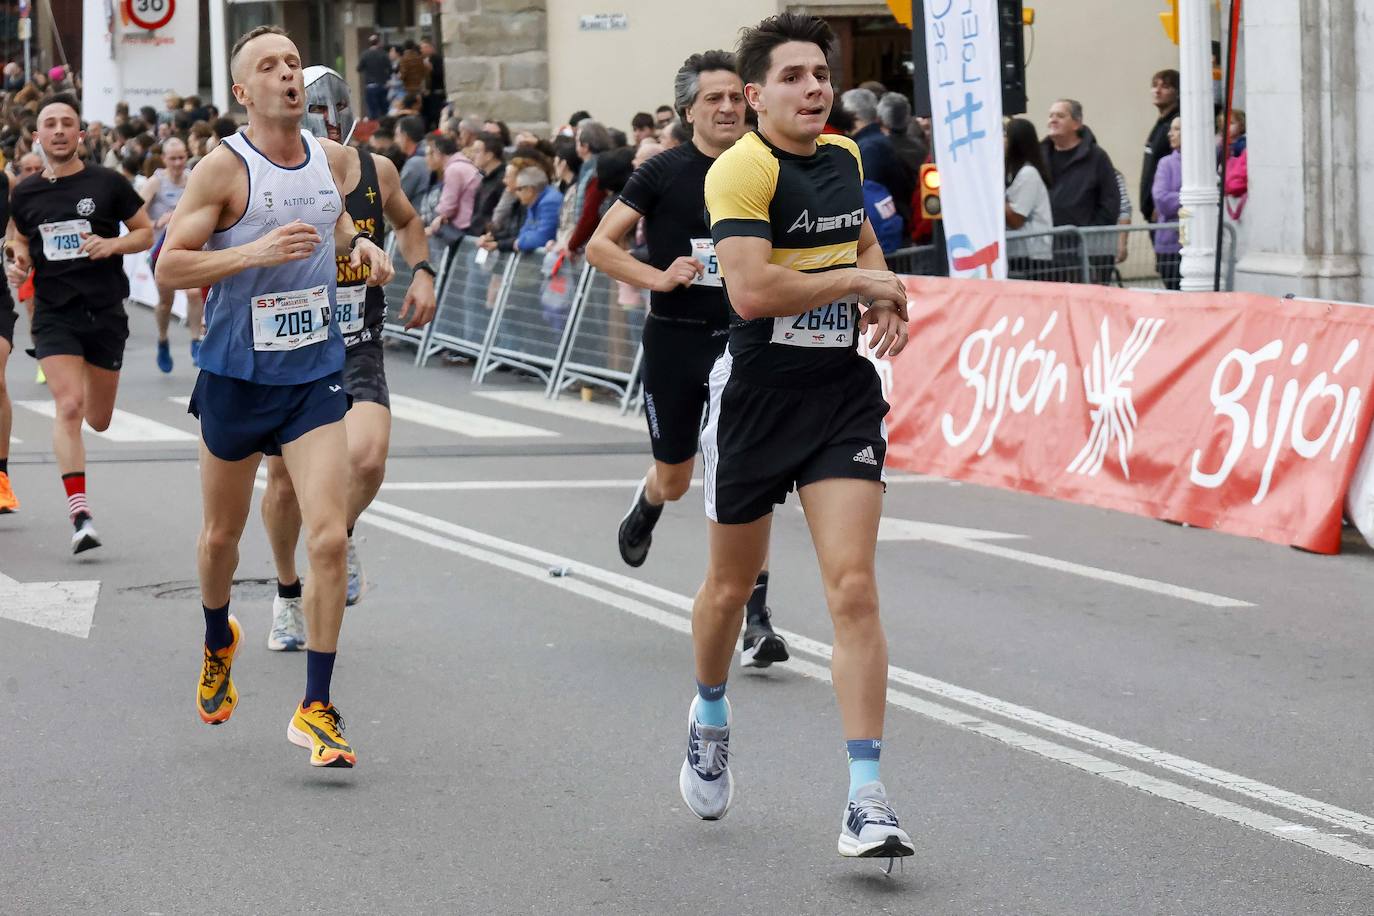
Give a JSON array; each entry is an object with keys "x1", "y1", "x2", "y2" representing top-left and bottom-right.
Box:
[{"x1": 852, "y1": 446, "x2": 878, "y2": 466}]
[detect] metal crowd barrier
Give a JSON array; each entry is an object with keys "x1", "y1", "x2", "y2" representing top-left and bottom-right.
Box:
[
  {"x1": 381, "y1": 235, "x2": 453, "y2": 362},
  {"x1": 417, "y1": 236, "x2": 509, "y2": 367},
  {"x1": 888, "y1": 223, "x2": 1239, "y2": 291},
  {"x1": 546, "y1": 263, "x2": 646, "y2": 405},
  {"x1": 473, "y1": 249, "x2": 578, "y2": 385}
]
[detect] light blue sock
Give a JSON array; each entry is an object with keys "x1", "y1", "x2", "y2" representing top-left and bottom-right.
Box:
[
  {"x1": 694, "y1": 680, "x2": 728, "y2": 727},
  {"x1": 847, "y1": 738, "x2": 882, "y2": 797}
]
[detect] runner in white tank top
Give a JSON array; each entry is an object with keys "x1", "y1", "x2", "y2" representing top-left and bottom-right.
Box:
[
  {"x1": 139, "y1": 137, "x2": 203, "y2": 372},
  {"x1": 154, "y1": 26, "x2": 393, "y2": 770}
]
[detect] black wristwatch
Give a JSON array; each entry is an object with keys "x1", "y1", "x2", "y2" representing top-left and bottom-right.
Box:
[
  {"x1": 413, "y1": 260, "x2": 437, "y2": 279},
  {"x1": 348, "y1": 231, "x2": 374, "y2": 251}
]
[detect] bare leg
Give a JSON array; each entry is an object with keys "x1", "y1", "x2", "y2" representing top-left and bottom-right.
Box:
[
  {"x1": 197, "y1": 442, "x2": 263, "y2": 609},
  {"x1": 185, "y1": 288, "x2": 205, "y2": 340},
  {"x1": 344, "y1": 402, "x2": 391, "y2": 527},
  {"x1": 81, "y1": 364, "x2": 120, "y2": 431},
  {"x1": 0, "y1": 337, "x2": 11, "y2": 462},
  {"x1": 692, "y1": 514, "x2": 772, "y2": 686},
  {"x1": 154, "y1": 286, "x2": 174, "y2": 342},
  {"x1": 280, "y1": 420, "x2": 350, "y2": 653},
  {"x1": 798, "y1": 478, "x2": 887, "y2": 740},
  {"x1": 41, "y1": 355, "x2": 88, "y2": 475},
  {"x1": 260, "y1": 455, "x2": 302, "y2": 585},
  {"x1": 644, "y1": 456, "x2": 694, "y2": 506}
]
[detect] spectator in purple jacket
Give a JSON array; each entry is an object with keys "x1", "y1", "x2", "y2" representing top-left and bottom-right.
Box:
[{"x1": 1151, "y1": 116, "x2": 1183, "y2": 290}]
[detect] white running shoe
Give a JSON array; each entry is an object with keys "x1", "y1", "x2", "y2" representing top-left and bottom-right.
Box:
[
  {"x1": 71, "y1": 516, "x2": 101, "y2": 554},
  {"x1": 267, "y1": 594, "x2": 306, "y2": 651},
  {"x1": 678, "y1": 696, "x2": 734, "y2": 820},
  {"x1": 345, "y1": 536, "x2": 365, "y2": 606},
  {"x1": 838, "y1": 781, "x2": 915, "y2": 858}
]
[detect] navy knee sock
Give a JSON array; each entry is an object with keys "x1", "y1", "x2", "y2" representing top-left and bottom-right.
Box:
[
  {"x1": 203, "y1": 602, "x2": 232, "y2": 652},
  {"x1": 304, "y1": 650, "x2": 336, "y2": 708}
]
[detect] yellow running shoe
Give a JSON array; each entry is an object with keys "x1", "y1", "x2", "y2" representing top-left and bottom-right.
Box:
[
  {"x1": 288, "y1": 702, "x2": 357, "y2": 768},
  {"x1": 196, "y1": 615, "x2": 241, "y2": 725},
  {"x1": 0, "y1": 471, "x2": 18, "y2": 514},
  {"x1": 35, "y1": 364, "x2": 45, "y2": 384}
]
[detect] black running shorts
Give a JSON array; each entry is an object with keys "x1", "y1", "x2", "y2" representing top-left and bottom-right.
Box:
[
  {"x1": 342, "y1": 336, "x2": 390, "y2": 408},
  {"x1": 700, "y1": 355, "x2": 889, "y2": 525},
  {"x1": 30, "y1": 300, "x2": 129, "y2": 371},
  {"x1": 189, "y1": 370, "x2": 351, "y2": 462},
  {"x1": 640, "y1": 314, "x2": 728, "y2": 465},
  {"x1": 0, "y1": 304, "x2": 15, "y2": 348}
]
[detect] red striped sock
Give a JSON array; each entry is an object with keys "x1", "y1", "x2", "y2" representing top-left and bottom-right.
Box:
[{"x1": 62, "y1": 471, "x2": 89, "y2": 522}]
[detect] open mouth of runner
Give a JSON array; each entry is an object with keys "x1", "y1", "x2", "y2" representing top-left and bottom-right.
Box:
[{"x1": 285, "y1": 87, "x2": 301, "y2": 106}]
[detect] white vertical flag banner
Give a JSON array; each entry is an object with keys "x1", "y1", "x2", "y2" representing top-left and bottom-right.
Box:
[{"x1": 924, "y1": 0, "x2": 1007, "y2": 279}]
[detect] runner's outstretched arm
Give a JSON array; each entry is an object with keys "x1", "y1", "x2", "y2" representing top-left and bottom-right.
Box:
[
  {"x1": 586, "y1": 201, "x2": 703, "y2": 292},
  {"x1": 375, "y1": 153, "x2": 435, "y2": 329},
  {"x1": 321, "y1": 137, "x2": 393, "y2": 287},
  {"x1": 155, "y1": 147, "x2": 322, "y2": 290}
]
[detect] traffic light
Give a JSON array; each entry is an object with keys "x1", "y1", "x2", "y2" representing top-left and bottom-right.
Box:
[
  {"x1": 919, "y1": 163, "x2": 942, "y2": 220},
  {"x1": 997, "y1": 0, "x2": 1028, "y2": 115},
  {"x1": 1160, "y1": 0, "x2": 1179, "y2": 44}
]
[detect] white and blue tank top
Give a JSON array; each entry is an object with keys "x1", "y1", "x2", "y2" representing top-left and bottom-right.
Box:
[{"x1": 199, "y1": 129, "x2": 344, "y2": 386}]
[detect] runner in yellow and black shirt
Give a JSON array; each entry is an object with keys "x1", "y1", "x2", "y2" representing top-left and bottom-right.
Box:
[{"x1": 676, "y1": 12, "x2": 916, "y2": 865}]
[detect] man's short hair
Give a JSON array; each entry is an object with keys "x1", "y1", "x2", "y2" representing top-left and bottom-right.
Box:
[
  {"x1": 631, "y1": 111, "x2": 654, "y2": 131},
  {"x1": 655, "y1": 104, "x2": 674, "y2": 116},
  {"x1": 736, "y1": 12, "x2": 835, "y2": 86},
  {"x1": 515, "y1": 166, "x2": 548, "y2": 191},
  {"x1": 230, "y1": 25, "x2": 290, "y2": 81},
  {"x1": 669, "y1": 119, "x2": 692, "y2": 145},
  {"x1": 568, "y1": 110, "x2": 592, "y2": 127},
  {"x1": 396, "y1": 115, "x2": 426, "y2": 145},
  {"x1": 876, "y1": 92, "x2": 911, "y2": 132},
  {"x1": 1152, "y1": 69, "x2": 1180, "y2": 93},
  {"x1": 674, "y1": 50, "x2": 737, "y2": 121},
  {"x1": 430, "y1": 133, "x2": 459, "y2": 157},
  {"x1": 212, "y1": 116, "x2": 238, "y2": 140},
  {"x1": 840, "y1": 88, "x2": 878, "y2": 125},
  {"x1": 458, "y1": 116, "x2": 483, "y2": 138},
  {"x1": 37, "y1": 92, "x2": 81, "y2": 121},
  {"x1": 575, "y1": 119, "x2": 612, "y2": 154},
  {"x1": 368, "y1": 34, "x2": 381, "y2": 47},
  {"x1": 473, "y1": 131, "x2": 505, "y2": 160},
  {"x1": 1056, "y1": 98, "x2": 1084, "y2": 123}
]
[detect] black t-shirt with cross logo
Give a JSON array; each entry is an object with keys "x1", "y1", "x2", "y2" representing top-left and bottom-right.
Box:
[
  {"x1": 335, "y1": 146, "x2": 389, "y2": 347},
  {"x1": 11, "y1": 164, "x2": 145, "y2": 309}
]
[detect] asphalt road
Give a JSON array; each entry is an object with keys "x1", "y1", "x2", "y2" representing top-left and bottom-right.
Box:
[{"x1": 1, "y1": 314, "x2": 1372, "y2": 914}]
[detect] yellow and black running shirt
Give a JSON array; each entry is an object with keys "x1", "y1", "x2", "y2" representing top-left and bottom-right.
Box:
[{"x1": 704, "y1": 130, "x2": 865, "y2": 380}]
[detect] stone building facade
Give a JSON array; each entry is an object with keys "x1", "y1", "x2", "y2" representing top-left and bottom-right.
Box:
[{"x1": 440, "y1": 0, "x2": 550, "y2": 134}]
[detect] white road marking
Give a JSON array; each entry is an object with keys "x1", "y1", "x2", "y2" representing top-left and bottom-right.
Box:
[
  {"x1": 473, "y1": 389, "x2": 647, "y2": 431},
  {"x1": 351, "y1": 497, "x2": 1374, "y2": 867},
  {"x1": 379, "y1": 474, "x2": 940, "y2": 492},
  {"x1": 0, "y1": 569, "x2": 100, "y2": 638},
  {"x1": 387, "y1": 394, "x2": 559, "y2": 438},
  {"x1": 17, "y1": 401, "x2": 197, "y2": 442},
  {"x1": 878, "y1": 515, "x2": 1253, "y2": 608}
]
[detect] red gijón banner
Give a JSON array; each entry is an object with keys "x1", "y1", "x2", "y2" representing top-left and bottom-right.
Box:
[{"x1": 879, "y1": 278, "x2": 1374, "y2": 554}]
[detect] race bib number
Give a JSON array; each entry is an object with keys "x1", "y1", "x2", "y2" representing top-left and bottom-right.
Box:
[
  {"x1": 334, "y1": 284, "x2": 367, "y2": 335},
  {"x1": 251, "y1": 284, "x2": 331, "y2": 352},
  {"x1": 689, "y1": 238, "x2": 722, "y2": 288},
  {"x1": 770, "y1": 298, "x2": 859, "y2": 348},
  {"x1": 39, "y1": 219, "x2": 91, "y2": 262}
]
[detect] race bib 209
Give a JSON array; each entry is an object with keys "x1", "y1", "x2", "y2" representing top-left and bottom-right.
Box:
[{"x1": 252, "y1": 284, "x2": 332, "y2": 352}]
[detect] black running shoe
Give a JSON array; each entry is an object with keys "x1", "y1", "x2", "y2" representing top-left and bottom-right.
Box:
[
  {"x1": 741, "y1": 607, "x2": 789, "y2": 668},
  {"x1": 617, "y1": 478, "x2": 662, "y2": 567}
]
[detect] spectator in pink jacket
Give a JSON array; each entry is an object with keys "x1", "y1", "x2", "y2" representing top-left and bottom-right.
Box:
[
  {"x1": 1151, "y1": 116, "x2": 1183, "y2": 290},
  {"x1": 426, "y1": 133, "x2": 481, "y2": 243}
]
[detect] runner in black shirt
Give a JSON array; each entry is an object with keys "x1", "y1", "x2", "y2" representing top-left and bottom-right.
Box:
[
  {"x1": 587, "y1": 50, "x2": 790, "y2": 669},
  {"x1": 4, "y1": 93, "x2": 153, "y2": 552}
]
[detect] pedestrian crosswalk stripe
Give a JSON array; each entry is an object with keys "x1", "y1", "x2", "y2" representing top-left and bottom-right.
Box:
[
  {"x1": 387, "y1": 394, "x2": 559, "y2": 438},
  {"x1": 16, "y1": 401, "x2": 197, "y2": 442}
]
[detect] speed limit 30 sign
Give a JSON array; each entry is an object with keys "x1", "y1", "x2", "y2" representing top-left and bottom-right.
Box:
[{"x1": 126, "y1": 0, "x2": 175, "y2": 31}]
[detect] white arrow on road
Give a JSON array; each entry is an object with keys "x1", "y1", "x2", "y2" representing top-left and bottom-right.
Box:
[
  {"x1": 0, "y1": 570, "x2": 101, "y2": 638},
  {"x1": 877, "y1": 517, "x2": 1253, "y2": 608}
]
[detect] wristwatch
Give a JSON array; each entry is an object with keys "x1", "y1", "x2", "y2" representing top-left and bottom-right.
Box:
[
  {"x1": 413, "y1": 260, "x2": 437, "y2": 279},
  {"x1": 348, "y1": 231, "x2": 374, "y2": 251}
]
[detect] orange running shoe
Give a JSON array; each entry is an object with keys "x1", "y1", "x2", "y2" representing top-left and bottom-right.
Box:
[
  {"x1": 287, "y1": 702, "x2": 357, "y2": 768},
  {"x1": 196, "y1": 615, "x2": 242, "y2": 725},
  {"x1": 0, "y1": 471, "x2": 18, "y2": 514}
]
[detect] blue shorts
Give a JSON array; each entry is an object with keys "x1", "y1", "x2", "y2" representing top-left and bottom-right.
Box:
[{"x1": 188, "y1": 370, "x2": 351, "y2": 462}]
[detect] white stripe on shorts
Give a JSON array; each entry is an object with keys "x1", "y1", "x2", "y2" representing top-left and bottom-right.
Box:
[{"x1": 699, "y1": 349, "x2": 733, "y2": 523}]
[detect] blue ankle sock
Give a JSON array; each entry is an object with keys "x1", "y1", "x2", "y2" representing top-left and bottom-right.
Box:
[
  {"x1": 304, "y1": 650, "x2": 336, "y2": 708},
  {"x1": 694, "y1": 680, "x2": 728, "y2": 727},
  {"x1": 846, "y1": 739, "x2": 882, "y2": 797},
  {"x1": 203, "y1": 602, "x2": 232, "y2": 652}
]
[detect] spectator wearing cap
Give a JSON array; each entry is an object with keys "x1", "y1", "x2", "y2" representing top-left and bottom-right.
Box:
[
  {"x1": 507, "y1": 167, "x2": 563, "y2": 252},
  {"x1": 357, "y1": 35, "x2": 392, "y2": 120}
]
